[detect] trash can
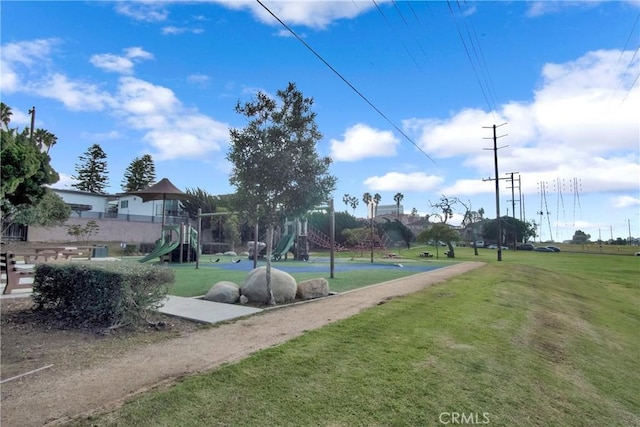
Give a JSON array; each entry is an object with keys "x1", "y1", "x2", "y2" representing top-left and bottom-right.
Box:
[{"x1": 92, "y1": 245, "x2": 109, "y2": 258}]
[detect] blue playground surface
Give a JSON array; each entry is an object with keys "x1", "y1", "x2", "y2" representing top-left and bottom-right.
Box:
[{"x1": 182, "y1": 256, "x2": 445, "y2": 274}]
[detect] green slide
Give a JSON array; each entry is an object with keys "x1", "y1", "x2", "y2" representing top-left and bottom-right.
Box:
[
  {"x1": 139, "y1": 225, "x2": 181, "y2": 263},
  {"x1": 139, "y1": 239, "x2": 180, "y2": 263},
  {"x1": 272, "y1": 234, "x2": 296, "y2": 261}
]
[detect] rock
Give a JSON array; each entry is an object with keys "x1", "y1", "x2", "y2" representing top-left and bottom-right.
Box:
[
  {"x1": 241, "y1": 267, "x2": 297, "y2": 304},
  {"x1": 239, "y1": 295, "x2": 249, "y2": 305},
  {"x1": 296, "y1": 278, "x2": 330, "y2": 300},
  {"x1": 223, "y1": 251, "x2": 237, "y2": 257},
  {"x1": 203, "y1": 281, "x2": 240, "y2": 303}
]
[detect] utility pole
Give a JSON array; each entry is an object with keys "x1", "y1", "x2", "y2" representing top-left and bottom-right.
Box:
[
  {"x1": 518, "y1": 175, "x2": 523, "y2": 222},
  {"x1": 28, "y1": 106, "x2": 35, "y2": 144},
  {"x1": 483, "y1": 123, "x2": 508, "y2": 261},
  {"x1": 506, "y1": 171, "x2": 520, "y2": 249}
]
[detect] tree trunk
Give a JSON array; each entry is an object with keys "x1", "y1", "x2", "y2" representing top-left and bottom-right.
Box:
[
  {"x1": 447, "y1": 242, "x2": 455, "y2": 258},
  {"x1": 265, "y1": 225, "x2": 275, "y2": 305}
]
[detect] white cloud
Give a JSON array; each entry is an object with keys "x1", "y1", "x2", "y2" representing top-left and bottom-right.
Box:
[
  {"x1": 124, "y1": 47, "x2": 154, "y2": 60},
  {"x1": 114, "y1": 77, "x2": 229, "y2": 160},
  {"x1": 162, "y1": 26, "x2": 204, "y2": 35},
  {"x1": 32, "y1": 73, "x2": 114, "y2": 111},
  {"x1": 611, "y1": 195, "x2": 640, "y2": 208},
  {"x1": 404, "y1": 48, "x2": 640, "y2": 196},
  {"x1": 363, "y1": 172, "x2": 444, "y2": 192},
  {"x1": 114, "y1": 2, "x2": 168, "y2": 22},
  {"x1": 90, "y1": 54, "x2": 135, "y2": 74},
  {"x1": 525, "y1": 1, "x2": 607, "y2": 17},
  {"x1": 214, "y1": 0, "x2": 376, "y2": 29},
  {"x1": 0, "y1": 38, "x2": 58, "y2": 93},
  {"x1": 91, "y1": 47, "x2": 153, "y2": 74},
  {"x1": 330, "y1": 123, "x2": 400, "y2": 161}
]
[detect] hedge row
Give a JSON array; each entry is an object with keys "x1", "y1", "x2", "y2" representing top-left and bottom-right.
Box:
[{"x1": 32, "y1": 262, "x2": 175, "y2": 329}]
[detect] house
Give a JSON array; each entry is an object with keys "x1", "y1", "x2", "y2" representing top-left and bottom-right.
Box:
[
  {"x1": 49, "y1": 188, "x2": 186, "y2": 223},
  {"x1": 50, "y1": 188, "x2": 118, "y2": 217}
]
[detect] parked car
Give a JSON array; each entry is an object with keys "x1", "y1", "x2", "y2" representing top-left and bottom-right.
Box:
[
  {"x1": 487, "y1": 244, "x2": 508, "y2": 250},
  {"x1": 474, "y1": 240, "x2": 485, "y2": 248},
  {"x1": 516, "y1": 243, "x2": 535, "y2": 251},
  {"x1": 534, "y1": 246, "x2": 554, "y2": 252},
  {"x1": 545, "y1": 246, "x2": 561, "y2": 252}
]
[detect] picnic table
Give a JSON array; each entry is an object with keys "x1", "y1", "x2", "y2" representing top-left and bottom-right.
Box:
[
  {"x1": 29, "y1": 246, "x2": 95, "y2": 262},
  {"x1": 419, "y1": 251, "x2": 434, "y2": 258}
]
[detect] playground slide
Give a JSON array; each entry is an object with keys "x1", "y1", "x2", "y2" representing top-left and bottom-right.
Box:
[
  {"x1": 139, "y1": 239, "x2": 180, "y2": 263},
  {"x1": 272, "y1": 234, "x2": 296, "y2": 260}
]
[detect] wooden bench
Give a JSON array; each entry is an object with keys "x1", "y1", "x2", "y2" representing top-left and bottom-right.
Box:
[
  {"x1": 1, "y1": 252, "x2": 36, "y2": 295},
  {"x1": 420, "y1": 252, "x2": 433, "y2": 258}
]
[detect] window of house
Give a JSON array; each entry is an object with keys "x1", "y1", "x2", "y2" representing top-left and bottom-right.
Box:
[{"x1": 120, "y1": 200, "x2": 129, "y2": 209}]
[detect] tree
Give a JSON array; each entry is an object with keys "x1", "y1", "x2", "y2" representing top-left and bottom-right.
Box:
[
  {"x1": 72, "y1": 144, "x2": 109, "y2": 193},
  {"x1": 181, "y1": 187, "x2": 226, "y2": 238},
  {"x1": 571, "y1": 229, "x2": 591, "y2": 244},
  {"x1": 33, "y1": 128, "x2": 57, "y2": 154},
  {"x1": 1, "y1": 109, "x2": 60, "y2": 231},
  {"x1": 122, "y1": 154, "x2": 156, "y2": 192},
  {"x1": 393, "y1": 192, "x2": 403, "y2": 218},
  {"x1": 416, "y1": 223, "x2": 459, "y2": 259},
  {"x1": 1, "y1": 102, "x2": 12, "y2": 129},
  {"x1": 362, "y1": 192, "x2": 372, "y2": 211},
  {"x1": 342, "y1": 194, "x2": 350, "y2": 211},
  {"x1": 12, "y1": 189, "x2": 71, "y2": 228},
  {"x1": 227, "y1": 82, "x2": 336, "y2": 304},
  {"x1": 482, "y1": 216, "x2": 536, "y2": 246},
  {"x1": 428, "y1": 195, "x2": 460, "y2": 257},
  {"x1": 223, "y1": 214, "x2": 242, "y2": 252},
  {"x1": 381, "y1": 217, "x2": 414, "y2": 249},
  {"x1": 348, "y1": 196, "x2": 359, "y2": 214}
]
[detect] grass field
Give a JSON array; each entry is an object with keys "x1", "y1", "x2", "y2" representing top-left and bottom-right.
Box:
[{"x1": 77, "y1": 247, "x2": 639, "y2": 426}]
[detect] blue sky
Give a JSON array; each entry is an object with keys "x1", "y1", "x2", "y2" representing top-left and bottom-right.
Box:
[{"x1": 1, "y1": 1, "x2": 639, "y2": 242}]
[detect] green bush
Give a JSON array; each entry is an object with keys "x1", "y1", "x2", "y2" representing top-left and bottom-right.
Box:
[
  {"x1": 122, "y1": 244, "x2": 139, "y2": 256},
  {"x1": 32, "y1": 262, "x2": 174, "y2": 329}
]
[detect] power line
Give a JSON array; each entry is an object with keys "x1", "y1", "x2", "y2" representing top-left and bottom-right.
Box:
[
  {"x1": 255, "y1": 0, "x2": 437, "y2": 165},
  {"x1": 446, "y1": 1, "x2": 497, "y2": 119},
  {"x1": 372, "y1": 0, "x2": 426, "y2": 74}
]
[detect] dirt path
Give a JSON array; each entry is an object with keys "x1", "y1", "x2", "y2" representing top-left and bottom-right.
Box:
[{"x1": 1, "y1": 262, "x2": 484, "y2": 426}]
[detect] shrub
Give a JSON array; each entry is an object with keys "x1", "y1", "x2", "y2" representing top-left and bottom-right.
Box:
[
  {"x1": 32, "y1": 262, "x2": 174, "y2": 329},
  {"x1": 139, "y1": 242, "x2": 156, "y2": 254},
  {"x1": 122, "y1": 244, "x2": 139, "y2": 256}
]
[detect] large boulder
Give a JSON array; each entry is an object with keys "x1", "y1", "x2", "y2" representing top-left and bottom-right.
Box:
[
  {"x1": 241, "y1": 267, "x2": 297, "y2": 304},
  {"x1": 296, "y1": 278, "x2": 330, "y2": 300},
  {"x1": 204, "y1": 281, "x2": 240, "y2": 303}
]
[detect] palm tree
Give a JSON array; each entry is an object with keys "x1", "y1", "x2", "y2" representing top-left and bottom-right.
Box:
[
  {"x1": 362, "y1": 192, "x2": 372, "y2": 217},
  {"x1": 348, "y1": 196, "x2": 359, "y2": 215},
  {"x1": 342, "y1": 193, "x2": 350, "y2": 212},
  {"x1": 33, "y1": 129, "x2": 58, "y2": 154},
  {"x1": 393, "y1": 192, "x2": 403, "y2": 218},
  {"x1": 373, "y1": 193, "x2": 381, "y2": 216},
  {"x1": 1, "y1": 102, "x2": 12, "y2": 129}
]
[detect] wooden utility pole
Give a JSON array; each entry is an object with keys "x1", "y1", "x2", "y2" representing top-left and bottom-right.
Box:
[
  {"x1": 28, "y1": 106, "x2": 35, "y2": 144},
  {"x1": 483, "y1": 123, "x2": 508, "y2": 261}
]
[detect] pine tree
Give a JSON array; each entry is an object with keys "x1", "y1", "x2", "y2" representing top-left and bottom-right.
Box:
[
  {"x1": 121, "y1": 154, "x2": 156, "y2": 192},
  {"x1": 72, "y1": 144, "x2": 109, "y2": 193}
]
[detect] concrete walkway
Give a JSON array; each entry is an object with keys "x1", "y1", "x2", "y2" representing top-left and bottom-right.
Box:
[{"x1": 158, "y1": 296, "x2": 263, "y2": 324}]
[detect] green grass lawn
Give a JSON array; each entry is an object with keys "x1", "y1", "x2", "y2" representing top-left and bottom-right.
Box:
[{"x1": 78, "y1": 248, "x2": 639, "y2": 426}]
